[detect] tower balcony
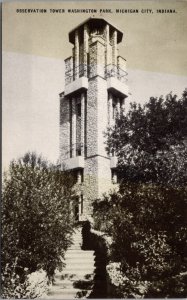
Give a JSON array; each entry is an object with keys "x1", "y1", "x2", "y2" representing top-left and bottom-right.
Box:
[
  {"x1": 62, "y1": 156, "x2": 85, "y2": 170},
  {"x1": 65, "y1": 64, "x2": 88, "y2": 85},
  {"x1": 61, "y1": 143, "x2": 86, "y2": 170},
  {"x1": 64, "y1": 64, "x2": 88, "y2": 96},
  {"x1": 105, "y1": 64, "x2": 128, "y2": 97},
  {"x1": 64, "y1": 62, "x2": 128, "y2": 97}
]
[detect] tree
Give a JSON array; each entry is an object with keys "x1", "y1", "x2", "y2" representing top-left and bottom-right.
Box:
[
  {"x1": 1, "y1": 152, "x2": 75, "y2": 297},
  {"x1": 106, "y1": 89, "x2": 187, "y2": 185},
  {"x1": 93, "y1": 182, "x2": 187, "y2": 297},
  {"x1": 92, "y1": 90, "x2": 187, "y2": 297}
]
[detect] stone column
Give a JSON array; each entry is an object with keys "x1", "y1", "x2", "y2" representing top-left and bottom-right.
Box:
[
  {"x1": 116, "y1": 98, "x2": 120, "y2": 114},
  {"x1": 77, "y1": 170, "x2": 82, "y2": 184},
  {"x1": 105, "y1": 24, "x2": 110, "y2": 70},
  {"x1": 75, "y1": 30, "x2": 79, "y2": 79},
  {"x1": 108, "y1": 92, "x2": 113, "y2": 126},
  {"x1": 78, "y1": 195, "x2": 83, "y2": 219},
  {"x1": 97, "y1": 40, "x2": 105, "y2": 78},
  {"x1": 81, "y1": 92, "x2": 85, "y2": 156},
  {"x1": 83, "y1": 24, "x2": 89, "y2": 77},
  {"x1": 72, "y1": 98, "x2": 76, "y2": 157},
  {"x1": 112, "y1": 30, "x2": 117, "y2": 68},
  {"x1": 121, "y1": 98, "x2": 125, "y2": 113}
]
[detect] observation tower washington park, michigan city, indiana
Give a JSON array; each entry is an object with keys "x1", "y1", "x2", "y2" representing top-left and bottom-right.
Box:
[{"x1": 59, "y1": 17, "x2": 129, "y2": 221}]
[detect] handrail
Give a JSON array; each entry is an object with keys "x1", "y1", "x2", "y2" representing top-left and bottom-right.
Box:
[
  {"x1": 105, "y1": 64, "x2": 128, "y2": 83},
  {"x1": 65, "y1": 64, "x2": 88, "y2": 85},
  {"x1": 65, "y1": 63, "x2": 128, "y2": 84}
]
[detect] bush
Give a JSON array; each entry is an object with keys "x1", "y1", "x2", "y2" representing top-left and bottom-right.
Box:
[
  {"x1": 1, "y1": 152, "x2": 75, "y2": 297},
  {"x1": 2, "y1": 262, "x2": 48, "y2": 299},
  {"x1": 97, "y1": 90, "x2": 187, "y2": 297},
  {"x1": 93, "y1": 183, "x2": 187, "y2": 297}
]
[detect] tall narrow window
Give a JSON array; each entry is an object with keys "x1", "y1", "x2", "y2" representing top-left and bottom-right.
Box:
[
  {"x1": 87, "y1": 54, "x2": 90, "y2": 78},
  {"x1": 77, "y1": 102, "x2": 81, "y2": 117},
  {"x1": 69, "y1": 98, "x2": 72, "y2": 158},
  {"x1": 76, "y1": 169, "x2": 84, "y2": 183},
  {"x1": 84, "y1": 93, "x2": 87, "y2": 157},
  {"x1": 112, "y1": 103, "x2": 116, "y2": 119},
  {"x1": 81, "y1": 194, "x2": 83, "y2": 214},
  {"x1": 76, "y1": 100, "x2": 81, "y2": 156},
  {"x1": 79, "y1": 30, "x2": 84, "y2": 77}
]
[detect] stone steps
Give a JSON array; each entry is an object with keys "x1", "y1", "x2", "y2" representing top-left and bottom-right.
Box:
[
  {"x1": 65, "y1": 255, "x2": 95, "y2": 261},
  {"x1": 65, "y1": 249, "x2": 95, "y2": 255},
  {"x1": 47, "y1": 288, "x2": 92, "y2": 299},
  {"x1": 47, "y1": 227, "x2": 96, "y2": 298},
  {"x1": 65, "y1": 252, "x2": 95, "y2": 258},
  {"x1": 62, "y1": 264, "x2": 95, "y2": 272},
  {"x1": 64, "y1": 262, "x2": 96, "y2": 269}
]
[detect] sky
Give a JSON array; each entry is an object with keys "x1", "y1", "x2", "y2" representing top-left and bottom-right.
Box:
[{"x1": 2, "y1": 1, "x2": 187, "y2": 169}]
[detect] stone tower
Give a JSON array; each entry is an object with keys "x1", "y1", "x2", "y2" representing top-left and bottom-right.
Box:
[{"x1": 59, "y1": 17, "x2": 128, "y2": 221}]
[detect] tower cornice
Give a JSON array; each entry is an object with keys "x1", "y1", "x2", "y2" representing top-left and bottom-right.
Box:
[{"x1": 69, "y1": 17, "x2": 123, "y2": 44}]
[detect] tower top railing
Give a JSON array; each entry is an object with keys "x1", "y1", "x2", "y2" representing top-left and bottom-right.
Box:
[
  {"x1": 65, "y1": 64, "x2": 87, "y2": 85},
  {"x1": 105, "y1": 64, "x2": 128, "y2": 83},
  {"x1": 65, "y1": 63, "x2": 127, "y2": 85}
]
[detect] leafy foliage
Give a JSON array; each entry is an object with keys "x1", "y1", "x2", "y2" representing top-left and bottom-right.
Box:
[
  {"x1": 2, "y1": 261, "x2": 48, "y2": 299},
  {"x1": 93, "y1": 90, "x2": 187, "y2": 297},
  {"x1": 93, "y1": 183, "x2": 187, "y2": 297},
  {"x1": 106, "y1": 90, "x2": 187, "y2": 185},
  {"x1": 1, "y1": 152, "x2": 75, "y2": 297}
]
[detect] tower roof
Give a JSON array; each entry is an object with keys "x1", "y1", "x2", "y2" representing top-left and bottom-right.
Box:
[{"x1": 69, "y1": 17, "x2": 123, "y2": 44}]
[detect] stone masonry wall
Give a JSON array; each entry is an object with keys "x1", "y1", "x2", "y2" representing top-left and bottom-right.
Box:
[
  {"x1": 65, "y1": 57, "x2": 73, "y2": 85},
  {"x1": 97, "y1": 76, "x2": 108, "y2": 156},
  {"x1": 97, "y1": 156, "x2": 111, "y2": 198},
  {"x1": 84, "y1": 74, "x2": 112, "y2": 213},
  {"x1": 89, "y1": 40, "x2": 105, "y2": 78},
  {"x1": 84, "y1": 156, "x2": 99, "y2": 215},
  {"x1": 87, "y1": 78, "x2": 98, "y2": 156},
  {"x1": 59, "y1": 95, "x2": 70, "y2": 161},
  {"x1": 89, "y1": 41, "x2": 98, "y2": 78},
  {"x1": 97, "y1": 40, "x2": 105, "y2": 78}
]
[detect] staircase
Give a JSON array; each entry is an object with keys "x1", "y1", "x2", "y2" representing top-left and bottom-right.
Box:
[{"x1": 47, "y1": 227, "x2": 96, "y2": 299}]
